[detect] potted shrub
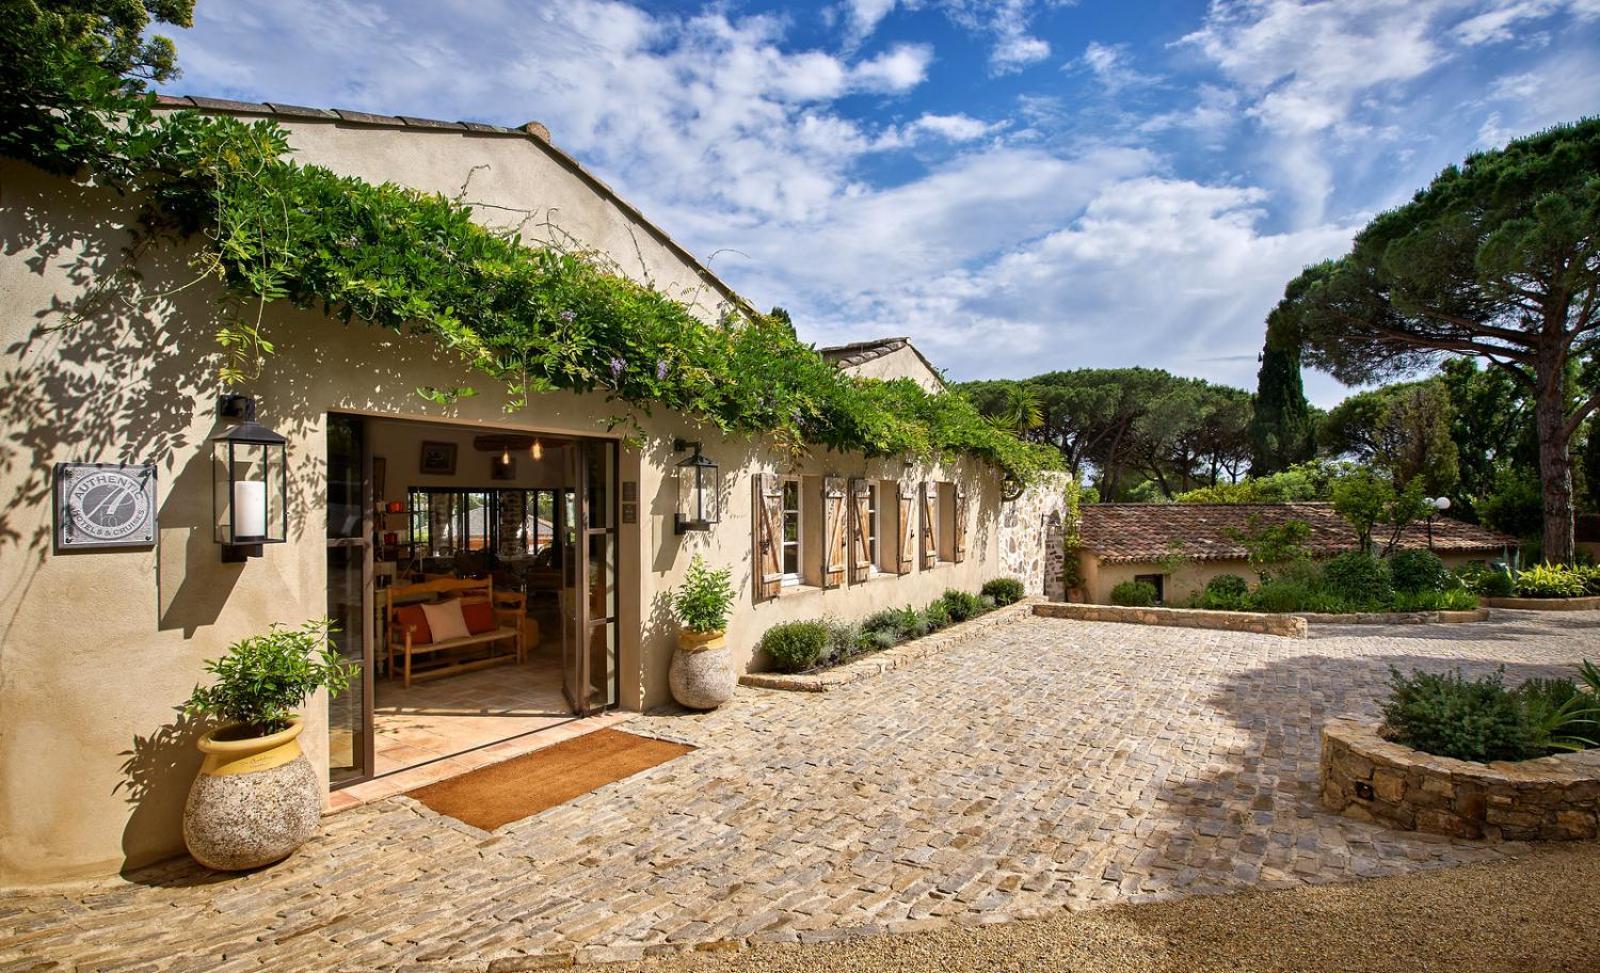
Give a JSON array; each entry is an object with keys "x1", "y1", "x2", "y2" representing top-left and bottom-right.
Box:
[
  {"x1": 181, "y1": 618, "x2": 354, "y2": 871},
  {"x1": 669, "y1": 555, "x2": 736, "y2": 709}
]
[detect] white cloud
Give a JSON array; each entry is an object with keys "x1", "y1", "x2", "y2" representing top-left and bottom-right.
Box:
[
  {"x1": 838, "y1": 0, "x2": 1060, "y2": 73},
  {"x1": 1072, "y1": 41, "x2": 1159, "y2": 94},
  {"x1": 1454, "y1": 0, "x2": 1600, "y2": 44},
  {"x1": 908, "y1": 112, "x2": 1000, "y2": 140}
]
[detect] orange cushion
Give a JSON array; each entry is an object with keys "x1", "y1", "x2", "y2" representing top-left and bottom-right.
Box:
[
  {"x1": 394, "y1": 605, "x2": 432, "y2": 644},
  {"x1": 461, "y1": 600, "x2": 497, "y2": 635}
]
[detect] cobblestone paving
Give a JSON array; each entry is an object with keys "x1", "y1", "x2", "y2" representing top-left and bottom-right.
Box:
[{"x1": 4, "y1": 611, "x2": 1596, "y2": 971}]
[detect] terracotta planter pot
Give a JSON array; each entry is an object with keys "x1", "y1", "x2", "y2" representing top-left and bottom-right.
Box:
[
  {"x1": 670, "y1": 629, "x2": 735, "y2": 710},
  {"x1": 183, "y1": 718, "x2": 321, "y2": 871}
]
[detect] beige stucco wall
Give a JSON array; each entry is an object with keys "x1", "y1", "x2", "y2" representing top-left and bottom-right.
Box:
[
  {"x1": 1083, "y1": 551, "x2": 1497, "y2": 605},
  {"x1": 0, "y1": 123, "x2": 1007, "y2": 884},
  {"x1": 835, "y1": 346, "x2": 944, "y2": 392}
]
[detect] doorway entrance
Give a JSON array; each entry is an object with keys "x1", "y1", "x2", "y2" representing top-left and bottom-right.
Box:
[{"x1": 325, "y1": 414, "x2": 620, "y2": 788}]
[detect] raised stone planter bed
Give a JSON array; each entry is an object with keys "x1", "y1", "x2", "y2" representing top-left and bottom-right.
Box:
[
  {"x1": 1321, "y1": 719, "x2": 1600, "y2": 841},
  {"x1": 1031, "y1": 601, "x2": 1306, "y2": 638},
  {"x1": 1294, "y1": 608, "x2": 1490, "y2": 625},
  {"x1": 738, "y1": 599, "x2": 1037, "y2": 693},
  {"x1": 1482, "y1": 595, "x2": 1600, "y2": 611}
]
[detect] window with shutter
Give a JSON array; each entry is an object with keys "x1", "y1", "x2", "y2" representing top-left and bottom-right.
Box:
[
  {"x1": 849, "y1": 478, "x2": 874, "y2": 583},
  {"x1": 895, "y1": 482, "x2": 915, "y2": 575},
  {"x1": 953, "y1": 483, "x2": 969, "y2": 563},
  {"x1": 753, "y1": 474, "x2": 784, "y2": 600},
  {"x1": 822, "y1": 476, "x2": 847, "y2": 588},
  {"x1": 920, "y1": 482, "x2": 937, "y2": 568}
]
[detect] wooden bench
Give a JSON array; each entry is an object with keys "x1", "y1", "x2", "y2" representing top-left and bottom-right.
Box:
[{"x1": 385, "y1": 578, "x2": 525, "y2": 688}]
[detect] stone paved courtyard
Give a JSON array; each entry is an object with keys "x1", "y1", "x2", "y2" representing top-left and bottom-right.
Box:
[{"x1": 3, "y1": 611, "x2": 1596, "y2": 971}]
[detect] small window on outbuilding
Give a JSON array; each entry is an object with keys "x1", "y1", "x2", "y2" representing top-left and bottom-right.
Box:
[{"x1": 1134, "y1": 573, "x2": 1165, "y2": 604}]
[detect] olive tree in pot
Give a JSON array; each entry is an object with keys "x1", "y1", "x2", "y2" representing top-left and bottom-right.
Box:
[
  {"x1": 669, "y1": 555, "x2": 736, "y2": 709},
  {"x1": 181, "y1": 619, "x2": 354, "y2": 871}
]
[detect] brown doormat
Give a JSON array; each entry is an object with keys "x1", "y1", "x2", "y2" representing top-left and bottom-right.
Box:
[{"x1": 406, "y1": 728, "x2": 693, "y2": 830}]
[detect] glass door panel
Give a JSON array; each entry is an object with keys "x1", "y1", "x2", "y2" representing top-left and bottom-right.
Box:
[
  {"x1": 582, "y1": 439, "x2": 618, "y2": 710},
  {"x1": 562, "y1": 445, "x2": 589, "y2": 713},
  {"x1": 326, "y1": 413, "x2": 372, "y2": 787}
]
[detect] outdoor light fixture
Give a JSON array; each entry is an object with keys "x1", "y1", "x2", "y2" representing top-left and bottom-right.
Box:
[
  {"x1": 1424, "y1": 496, "x2": 1452, "y2": 550},
  {"x1": 501, "y1": 445, "x2": 511, "y2": 464},
  {"x1": 213, "y1": 394, "x2": 288, "y2": 562},
  {"x1": 673, "y1": 438, "x2": 720, "y2": 534},
  {"x1": 531, "y1": 439, "x2": 543, "y2": 461}
]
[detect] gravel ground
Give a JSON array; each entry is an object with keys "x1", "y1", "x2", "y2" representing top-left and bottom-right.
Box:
[{"x1": 602, "y1": 843, "x2": 1600, "y2": 973}]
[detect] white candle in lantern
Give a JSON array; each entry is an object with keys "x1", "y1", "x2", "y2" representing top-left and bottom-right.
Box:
[{"x1": 233, "y1": 479, "x2": 267, "y2": 538}]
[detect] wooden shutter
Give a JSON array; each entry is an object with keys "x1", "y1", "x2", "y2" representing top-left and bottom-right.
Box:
[
  {"x1": 754, "y1": 474, "x2": 784, "y2": 601},
  {"x1": 895, "y1": 482, "x2": 915, "y2": 575},
  {"x1": 822, "y1": 476, "x2": 847, "y2": 589},
  {"x1": 849, "y1": 478, "x2": 873, "y2": 583},
  {"x1": 921, "y1": 482, "x2": 937, "y2": 567},
  {"x1": 953, "y1": 484, "x2": 968, "y2": 563}
]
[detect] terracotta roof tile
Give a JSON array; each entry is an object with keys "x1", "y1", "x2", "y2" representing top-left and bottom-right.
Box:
[{"x1": 1078, "y1": 503, "x2": 1513, "y2": 563}]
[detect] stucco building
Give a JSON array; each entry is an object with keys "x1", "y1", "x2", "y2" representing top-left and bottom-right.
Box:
[
  {"x1": 0, "y1": 97, "x2": 1050, "y2": 884},
  {"x1": 1074, "y1": 502, "x2": 1513, "y2": 605}
]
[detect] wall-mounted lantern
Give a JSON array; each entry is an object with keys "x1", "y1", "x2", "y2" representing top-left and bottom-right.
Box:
[
  {"x1": 673, "y1": 438, "x2": 720, "y2": 534},
  {"x1": 213, "y1": 394, "x2": 288, "y2": 562}
]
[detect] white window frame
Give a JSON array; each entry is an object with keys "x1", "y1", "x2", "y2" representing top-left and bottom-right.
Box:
[
  {"x1": 865, "y1": 482, "x2": 880, "y2": 575},
  {"x1": 780, "y1": 476, "x2": 802, "y2": 587}
]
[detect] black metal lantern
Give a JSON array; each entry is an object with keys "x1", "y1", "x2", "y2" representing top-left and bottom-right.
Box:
[
  {"x1": 673, "y1": 438, "x2": 719, "y2": 534},
  {"x1": 213, "y1": 394, "x2": 288, "y2": 562}
]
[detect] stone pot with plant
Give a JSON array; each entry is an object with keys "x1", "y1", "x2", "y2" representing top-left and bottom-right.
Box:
[
  {"x1": 181, "y1": 618, "x2": 354, "y2": 871},
  {"x1": 669, "y1": 554, "x2": 736, "y2": 710}
]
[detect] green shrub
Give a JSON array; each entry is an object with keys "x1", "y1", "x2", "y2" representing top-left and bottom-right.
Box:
[
  {"x1": 1387, "y1": 550, "x2": 1449, "y2": 594},
  {"x1": 1518, "y1": 678, "x2": 1600, "y2": 753},
  {"x1": 184, "y1": 619, "x2": 354, "y2": 736},
  {"x1": 760, "y1": 621, "x2": 830, "y2": 673},
  {"x1": 1515, "y1": 563, "x2": 1588, "y2": 598},
  {"x1": 1251, "y1": 580, "x2": 1313, "y2": 613},
  {"x1": 941, "y1": 589, "x2": 986, "y2": 622},
  {"x1": 672, "y1": 555, "x2": 735, "y2": 633},
  {"x1": 1382, "y1": 667, "x2": 1533, "y2": 762},
  {"x1": 1199, "y1": 574, "x2": 1252, "y2": 610},
  {"x1": 862, "y1": 628, "x2": 899, "y2": 652},
  {"x1": 979, "y1": 594, "x2": 997, "y2": 610},
  {"x1": 1460, "y1": 564, "x2": 1515, "y2": 597},
  {"x1": 923, "y1": 600, "x2": 951, "y2": 631},
  {"x1": 1322, "y1": 551, "x2": 1392, "y2": 605},
  {"x1": 1205, "y1": 574, "x2": 1250, "y2": 599},
  {"x1": 1109, "y1": 580, "x2": 1158, "y2": 607},
  {"x1": 981, "y1": 578, "x2": 1026, "y2": 606},
  {"x1": 823, "y1": 620, "x2": 860, "y2": 666},
  {"x1": 1390, "y1": 589, "x2": 1480, "y2": 612},
  {"x1": 1576, "y1": 564, "x2": 1600, "y2": 595}
]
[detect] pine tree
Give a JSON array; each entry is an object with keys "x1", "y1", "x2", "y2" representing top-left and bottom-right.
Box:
[{"x1": 1248, "y1": 270, "x2": 1321, "y2": 474}]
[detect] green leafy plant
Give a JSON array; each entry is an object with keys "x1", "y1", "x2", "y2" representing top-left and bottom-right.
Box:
[
  {"x1": 1251, "y1": 580, "x2": 1316, "y2": 613},
  {"x1": 1321, "y1": 551, "x2": 1393, "y2": 606},
  {"x1": 1226, "y1": 516, "x2": 1312, "y2": 581},
  {"x1": 981, "y1": 578, "x2": 1025, "y2": 606},
  {"x1": 940, "y1": 589, "x2": 986, "y2": 622},
  {"x1": 1382, "y1": 667, "x2": 1532, "y2": 763},
  {"x1": 1386, "y1": 550, "x2": 1450, "y2": 594},
  {"x1": 1460, "y1": 564, "x2": 1515, "y2": 598},
  {"x1": 823, "y1": 619, "x2": 860, "y2": 666},
  {"x1": 672, "y1": 555, "x2": 735, "y2": 633},
  {"x1": 1110, "y1": 580, "x2": 1158, "y2": 607},
  {"x1": 759, "y1": 621, "x2": 829, "y2": 673},
  {"x1": 1514, "y1": 563, "x2": 1588, "y2": 599},
  {"x1": 1200, "y1": 573, "x2": 1253, "y2": 611},
  {"x1": 922, "y1": 600, "x2": 951, "y2": 632},
  {"x1": 1517, "y1": 678, "x2": 1599, "y2": 753},
  {"x1": 183, "y1": 619, "x2": 354, "y2": 736}
]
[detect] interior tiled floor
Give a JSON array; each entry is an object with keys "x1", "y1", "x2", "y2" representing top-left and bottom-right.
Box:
[{"x1": 372, "y1": 640, "x2": 573, "y2": 777}]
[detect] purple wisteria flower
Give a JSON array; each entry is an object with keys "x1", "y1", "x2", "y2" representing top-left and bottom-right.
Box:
[
  {"x1": 609, "y1": 356, "x2": 626, "y2": 381},
  {"x1": 559, "y1": 310, "x2": 576, "y2": 323},
  {"x1": 655, "y1": 359, "x2": 669, "y2": 381}
]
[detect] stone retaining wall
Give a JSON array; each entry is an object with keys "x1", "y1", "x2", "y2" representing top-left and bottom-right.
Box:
[
  {"x1": 1320, "y1": 719, "x2": 1600, "y2": 841},
  {"x1": 1294, "y1": 608, "x2": 1490, "y2": 625},
  {"x1": 737, "y1": 600, "x2": 1037, "y2": 693},
  {"x1": 1031, "y1": 602, "x2": 1306, "y2": 638},
  {"x1": 1483, "y1": 595, "x2": 1600, "y2": 612}
]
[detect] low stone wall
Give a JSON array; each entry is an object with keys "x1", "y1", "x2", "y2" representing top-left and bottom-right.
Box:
[
  {"x1": 1321, "y1": 719, "x2": 1600, "y2": 841},
  {"x1": 738, "y1": 599, "x2": 1037, "y2": 693},
  {"x1": 1483, "y1": 595, "x2": 1600, "y2": 612},
  {"x1": 1295, "y1": 608, "x2": 1490, "y2": 625},
  {"x1": 1031, "y1": 602, "x2": 1306, "y2": 638}
]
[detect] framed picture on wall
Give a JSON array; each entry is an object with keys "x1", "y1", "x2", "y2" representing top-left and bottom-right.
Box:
[
  {"x1": 420, "y1": 441, "x2": 457, "y2": 475},
  {"x1": 491, "y1": 456, "x2": 516, "y2": 481}
]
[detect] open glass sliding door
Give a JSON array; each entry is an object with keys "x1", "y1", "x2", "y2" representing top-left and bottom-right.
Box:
[
  {"x1": 561, "y1": 444, "x2": 589, "y2": 713},
  {"x1": 560, "y1": 438, "x2": 619, "y2": 715},
  {"x1": 326, "y1": 413, "x2": 373, "y2": 786}
]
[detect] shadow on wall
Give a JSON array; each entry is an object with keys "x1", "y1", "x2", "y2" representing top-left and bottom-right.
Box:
[{"x1": 1140, "y1": 618, "x2": 1597, "y2": 898}]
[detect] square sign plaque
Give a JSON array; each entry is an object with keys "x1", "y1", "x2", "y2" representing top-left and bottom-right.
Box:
[{"x1": 55, "y1": 463, "x2": 158, "y2": 550}]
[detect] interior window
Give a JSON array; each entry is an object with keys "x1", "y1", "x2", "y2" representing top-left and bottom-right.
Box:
[
  {"x1": 865, "y1": 482, "x2": 879, "y2": 574},
  {"x1": 781, "y1": 478, "x2": 801, "y2": 585}
]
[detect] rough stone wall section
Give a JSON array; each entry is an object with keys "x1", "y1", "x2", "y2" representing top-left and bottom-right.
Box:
[
  {"x1": 1483, "y1": 595, "x2": 1600, "y2": 612},
  {"x1": 1321, "y1": 719, "x2": 1600, "y2": 841},
  {"x1": 998, "y1": 472, "x2": 1072, "y2": 598},
  {"x1": 1032, "y1": 602, "x2": 1307, "y2": 638},
  {"x1": 739, "y1": 600, "x2": 1036, "y2": 692},
  {"x1": 1294, "y1": 609, "x2": 1490, "y2": 625}
]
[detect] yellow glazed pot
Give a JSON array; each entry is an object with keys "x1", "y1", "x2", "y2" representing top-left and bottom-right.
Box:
[
  {"x1": 670, "y1": 629, "x2": 734, "y2": 710},
  {"x1": 183, "y1": 718, "x2": 321, "y2": 871}
]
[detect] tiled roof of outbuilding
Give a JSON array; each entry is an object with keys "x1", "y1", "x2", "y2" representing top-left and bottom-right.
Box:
[
  {"x1": 1078, "y1": 502, "x2": 1513, "y2": 564},
  {"x1": 818, "y1": 336, "x2": 944, "y2": 385}
]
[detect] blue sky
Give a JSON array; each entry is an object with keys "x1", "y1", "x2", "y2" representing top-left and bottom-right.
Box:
[{"x1": 155, "y1": 0, "x2": 1600, "y2": 404}]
